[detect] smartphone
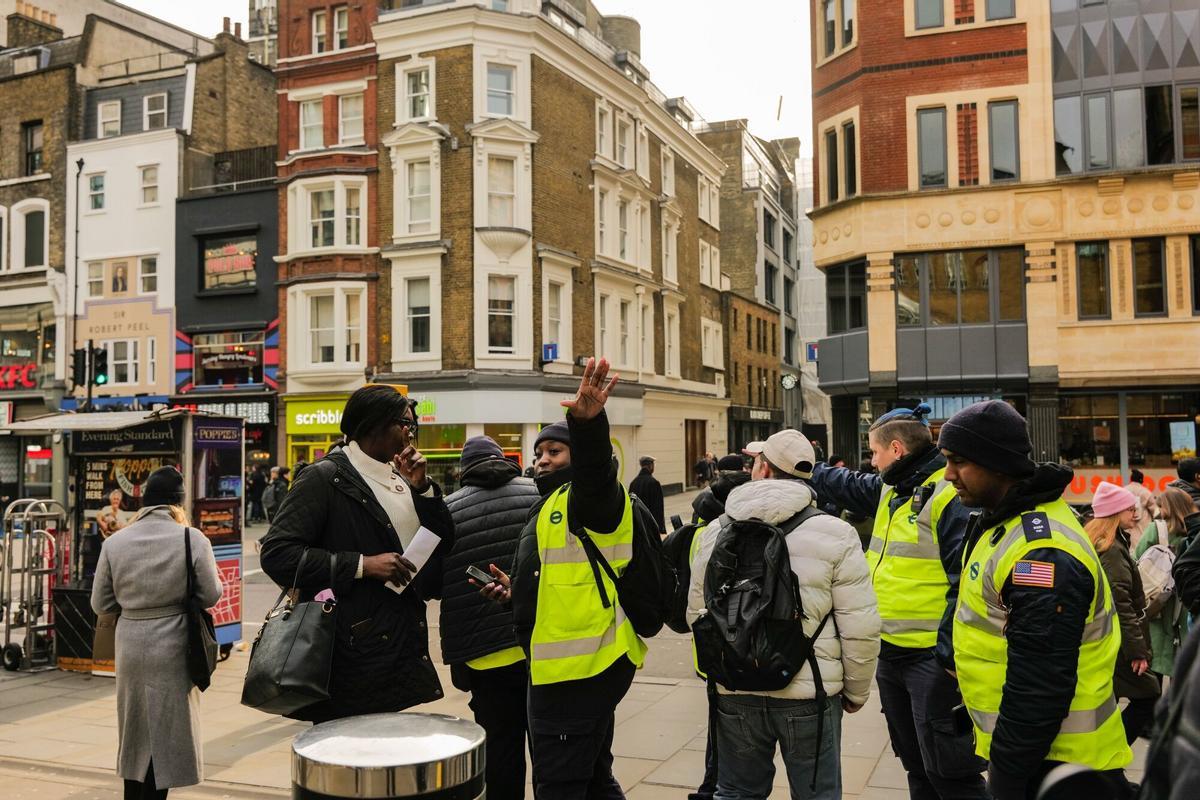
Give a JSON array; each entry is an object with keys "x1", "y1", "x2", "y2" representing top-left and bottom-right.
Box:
[{"x1": 465, "y1": 565, "x2": 495, "y2": 584}]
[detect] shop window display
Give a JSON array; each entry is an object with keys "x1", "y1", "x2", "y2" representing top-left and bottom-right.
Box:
[{"x1": 1059, "y1": 394, "x2": 1120, "y2": 468}]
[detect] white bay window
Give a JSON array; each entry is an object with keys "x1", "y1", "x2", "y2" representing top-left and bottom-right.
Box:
[
  {"x1": 289, "y1": 177, "x2": 368, "y2": 254},
  {"x1": 289, "y1": 282, "x2": 367, "y2": 374}
]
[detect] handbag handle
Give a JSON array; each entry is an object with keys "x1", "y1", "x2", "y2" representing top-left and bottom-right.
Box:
[{"x1": 265, "y1": 548, "x2": 338, "y2": 619}]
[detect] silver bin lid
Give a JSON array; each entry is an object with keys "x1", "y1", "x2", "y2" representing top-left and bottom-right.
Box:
[{"x1": 292, "y1": 712, "x2": 485, "y2": 798}]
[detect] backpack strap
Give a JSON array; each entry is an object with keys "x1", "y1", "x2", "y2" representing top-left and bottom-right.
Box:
[
  {"x1": 566, "y1": 491, "x2": 620, "y2": 610},
  {"x1": 780, "y1": 504, "x2": 825, "y2": 535},
  {"x1": 804, "y1": 611, "x2": 833, "y2": 792}
]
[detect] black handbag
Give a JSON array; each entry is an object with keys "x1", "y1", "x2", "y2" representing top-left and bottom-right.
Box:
[
  {"x1": 184, "y1": 527, "x2": 219, "y2": 691},
  {"x1": 241, "y1": 549, "x2": 338, "y2": 715}
]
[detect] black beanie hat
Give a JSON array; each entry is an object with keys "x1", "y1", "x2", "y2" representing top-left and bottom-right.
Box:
[
  {"x1": 461, "y1": 435, "x2": 505, "y2": 469},
  {"x1": 534, "y1": 422, "x2": 570, "y2": 450},
  {"x1": 143, "y1": 466, "x2": 185, "y2": 506},
  {"x1": 717, "y1": 454, "x2": 746, "y2": 471},
  {"x1": 937, "y1": 400, "x2": 1036, "y2": 478}
]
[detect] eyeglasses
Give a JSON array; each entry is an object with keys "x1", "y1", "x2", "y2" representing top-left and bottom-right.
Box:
[{"x1": 397, "y1": 418, "x2": 419, "y2": 435}]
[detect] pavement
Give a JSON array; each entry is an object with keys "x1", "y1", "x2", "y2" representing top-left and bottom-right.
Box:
[{"x1": 0, "y1": 488, "x2": 1150, "y2": 798}]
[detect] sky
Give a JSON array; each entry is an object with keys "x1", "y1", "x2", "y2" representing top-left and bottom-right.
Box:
[{"x1": 123, "y1": 0, "x2": 813, "y2": 152}]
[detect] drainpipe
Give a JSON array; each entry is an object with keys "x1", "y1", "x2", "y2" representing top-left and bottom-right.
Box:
[{"x1": 71, "y1": 157, "x2": 83, "y2": 389}]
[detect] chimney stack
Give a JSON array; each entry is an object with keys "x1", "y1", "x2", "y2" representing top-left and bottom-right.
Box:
[
  {"x1": 223, "y1": 16, "x2": 231, "y2": 33},
  {"x1": 234, "y1": 21, "x2": 242, "y2": 38}
]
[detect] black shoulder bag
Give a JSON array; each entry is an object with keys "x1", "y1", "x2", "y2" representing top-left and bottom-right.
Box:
[
  {"x1": 241, "y1": 549, "x2": 338, "y2": 715},
  {"x1": 183, "y1": 527, "x2": 219, "y2": 691}
]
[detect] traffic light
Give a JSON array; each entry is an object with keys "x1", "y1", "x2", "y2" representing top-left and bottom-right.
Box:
[
  {"x1": 91, "y1": 347, "x2": 109, "y2": 386},
  {"x1": 71, "y1": 347, "x2": 88, "y2": 387}
]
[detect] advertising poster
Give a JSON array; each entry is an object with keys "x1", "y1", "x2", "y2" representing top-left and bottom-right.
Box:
[
  {"x1": 210, "y1": 543, "x2": 242, "y2": 644},
  {"x1": 82, "y1": 456, "x2": 168, "y2": 537},
  {"x1": 1170, "y1": 421, "x2": 1198, "y2": 461}
]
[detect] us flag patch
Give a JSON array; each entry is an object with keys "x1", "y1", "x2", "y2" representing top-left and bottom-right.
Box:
[{"x1": 1012, "y1": 560, "x2": 1055, "y2": 588}]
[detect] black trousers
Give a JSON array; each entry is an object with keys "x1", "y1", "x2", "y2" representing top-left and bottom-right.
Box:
[
  {"x1": 1121, "y1": 696, "x2": 1158, "y2": 744},
  {"x1": 124, "y1": 761, "x2": 167, "y2": 800},
  {"x1": 875, "y1": 650, "x2": 989, "y2": 800},
  {"x1": 689, "y1": 680, "x2": 719, "y2": 800},
  {"x1": 527, "y1": 657, "x2": 635, "y2": 800},
  {"x1": 466, "y1": 660, "x2": 530, "y2": 800}
]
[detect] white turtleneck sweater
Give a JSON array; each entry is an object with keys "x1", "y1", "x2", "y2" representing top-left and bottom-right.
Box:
[{"x1": 344, "y1": 441, "x2": 433, "y2": 579}]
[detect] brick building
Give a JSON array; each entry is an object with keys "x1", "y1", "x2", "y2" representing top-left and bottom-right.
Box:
[
  {"x1": 370, "y1": 0, "x2": 730, "y2": 491},
  {"x1": 722, "y1": 292, "x2": 783, "y2": 450},
  {"x1": 810, "y1": 0, "x2": 1200, "y2": 500},
  {"x1": 274, "y1": 0, "x2": 381, "y2": 465}
]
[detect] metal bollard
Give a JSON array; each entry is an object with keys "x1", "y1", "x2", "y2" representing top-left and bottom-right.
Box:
[{"x1": 292, "y1": 712, "x2": 486, "y2": 800}]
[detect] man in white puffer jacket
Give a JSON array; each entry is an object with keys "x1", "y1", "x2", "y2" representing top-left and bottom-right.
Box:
[{"x1": 688, "y1": 429, "x2": 881, "y2": 800}]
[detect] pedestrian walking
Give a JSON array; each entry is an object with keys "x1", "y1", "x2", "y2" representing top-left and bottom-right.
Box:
[
  {"x1": 1087, "y1": 481, "x2": 1161, "y2": 744},
  {"x1": 248, "y1": 465, "x2": 267, "y2": 523},
  {"x1": 1126, "y1": 469, "x2": 1158, "y2": 538},
  {"x1": 687, "y1": 430, "x2": 881, "y2": 799},
  {"x1": 807, "y1": 404, "x2": 987, "y2": 799},
  {"x1": 477, "y1": 357, "x2": 654, "y2": 800},
  {"x1": 262, "y1": 466, "x2": 289, "y2": 521},
  {"x1": 441, "y1": 436, "x2": 540, "y2": 800},
  {"x1": 1167, "y1": 457, "x2": 1200, "y2": 508},
  {"x1": 1134, "y1": 487, "x2": 1199, "y2": 676},
  {"x1": 695, "y1": 452, "x2": 715, "y2": 489},
  {"x1": 938, "y1": 400, "x2": 1133, "y2": 800},
  {"x1": 630, "y1": 455, "x2": 665, "y2": 535},
  {"x1": 1139, "y1": 621, "x2": 1200, "y2": 800},
  {"x1": 259, "y1": 384, "x2": 455, "y2": 722},
  {"x1": 1166, "y1": 495, "x2": 1200, "y2": 615},
  {"x1": 90, "y1": 466, "x2": 223, "y2": 800}
]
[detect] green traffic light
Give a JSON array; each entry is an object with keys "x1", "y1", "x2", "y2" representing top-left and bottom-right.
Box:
[{"x1": 95, "y1": 374, "x2": 108, "y2": 385}]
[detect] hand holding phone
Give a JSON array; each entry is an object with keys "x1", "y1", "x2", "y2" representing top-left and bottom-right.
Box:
[{"x1": 465, "y1": 565, "x2": 495, "y2": 584}]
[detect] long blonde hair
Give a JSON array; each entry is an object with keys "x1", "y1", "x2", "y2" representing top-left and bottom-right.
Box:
[
  {"x1": 131, "y1": 504, "x2": 190, "y2": 526},
  {"x1": 1158, "y1": 487, "x2": 1198, "y2": 538},
  {"x1": 1085, "y1": 515, "x2": 1122, "y2": 554}
]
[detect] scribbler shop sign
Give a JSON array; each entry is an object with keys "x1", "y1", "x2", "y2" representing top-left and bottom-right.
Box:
[
  {"x1": 287, "y1": 399, "x2": 346, "y2": 434},
  {"x1": 0, "y1": 363, "x2": 37, "y2": 390}
]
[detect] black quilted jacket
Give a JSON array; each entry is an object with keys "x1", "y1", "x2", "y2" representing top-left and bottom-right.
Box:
[
  {"x1": 259, "y1": 447, "x2": 454, "y2": 723},
  {"x1": 440, "y1": 459, "x2": 539, "y2": 667}
]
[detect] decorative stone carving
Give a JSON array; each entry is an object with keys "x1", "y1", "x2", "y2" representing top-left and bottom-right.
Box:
[
  {"x1": 1103, "y1": 198, "x2": 1120, "y2": 215},
  {"x1": 1152, "y1": 195, "x2": 1169, "y2": 212},
  {"x1": 915, "y1": 212, "x2": 931, "y2": 228},
  {"x1": 984, "y1": 208, "x2": 1001, "y2": 224},
  {"x1": 938, "y1": 212, "x2": 953, "y2": 227},
  {"x1": 1079, "y1": 200, "x2": 1094, "y2": 217},
  {"x1": 962, "y1": 210, "x2": 976, "y2": 225},
  {"x1": 1127, "y1": 197, "x2": 1144, "y2": 213}
]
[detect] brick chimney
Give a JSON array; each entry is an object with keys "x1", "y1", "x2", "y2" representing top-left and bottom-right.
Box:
[
  {"x1": 234, "y1": 22, "x2": 242, "y2": 39},
  {"x1": 6, "y1": 10, "x2": 63, "y2": 49},
  {"x1": 223, "y1": 16, "x2": 231, "y2": 33}
]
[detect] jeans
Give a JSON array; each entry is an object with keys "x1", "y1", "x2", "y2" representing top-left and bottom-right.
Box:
[
  {"x1": 689, "y1": 681, "x2": 719, "y2": 800},
  {"x1": 875, "y1": 651, "x2": 988, "y2": 800},
  {"x1": 713, "y1": 694, "x2": 843, "y2": 800},
  {"x1": 466, "y1": 661, "x2": 530, "y2": 800}
]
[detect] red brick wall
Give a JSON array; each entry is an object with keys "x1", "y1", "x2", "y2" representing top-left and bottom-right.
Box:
[
  {"x1": 957, "y1": 102, "x2": 979, "y2": 186},
  {"x1": 810, "y1": 1, "x2": 1028, "y2": 202}
]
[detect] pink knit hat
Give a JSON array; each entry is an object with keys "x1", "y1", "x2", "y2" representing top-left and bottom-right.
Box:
[{"x1": 1091, "y1": 481, "x2": 1137, "y2": 519}]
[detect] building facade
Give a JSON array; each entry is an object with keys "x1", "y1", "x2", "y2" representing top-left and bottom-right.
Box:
[
  {"x1": 247, "y1": 0, "x2": 278, "y2": 67},
  {"x1": 810, "y1": 0, "x2": 1200, "y2": 501},
  {"x1": 722, "y1": 291, "x2": 784, "y2": 449},
  {"x1": 66, "y1": 22, "x2": 275, "y2": 418},
  {"x1": 174, "y1": 146, "x2": 280, "y2": 466},
  {"x1": 274, "y1": 0, "x2": 381, "y2": 467},
  {"x1": 368, "y1": 0, "x2": 729, "y2": 491},
  {"x1": 794, "y1": 157, "x2": 832, "y2": 448}
]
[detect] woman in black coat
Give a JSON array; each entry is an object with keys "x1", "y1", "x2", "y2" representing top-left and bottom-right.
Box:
[{"x1": 260, "y1": 385, "x2": 454, "y2": 722}]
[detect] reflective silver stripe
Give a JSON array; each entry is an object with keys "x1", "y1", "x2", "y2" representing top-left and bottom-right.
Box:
[
  {"x1": 969, "y1": 695, "x2": 1118, "y2": 735},
  {"x1": 531, "y1": 606, "x2": 629, "y2": 661},
  {"x1": 868, "y1": 537, "x2": 884, "y2": 555},
  {"x1": 880, "y1": 617, "x2": 941, "y2": 634},
  {"x1": 541, "y1": 541, "x2": 633, "y2": 566},
  {"x1": 914, "y1": 479, "x2": 949, "y2": 548},
  {"x1": 885, "y1": 540, "x2": 941, "y2": 559},
  {"x1": 955, "y1": 598, "x2": 1008, "y2": 634}
]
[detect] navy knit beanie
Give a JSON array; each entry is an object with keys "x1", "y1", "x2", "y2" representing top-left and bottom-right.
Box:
[
  {"x1": 534, "y1": 421, "x2": 570, "y2": 450},
  {"x1": 937, "y1": 400, "x2": 1036, "y2": 478},
  {"x1": 460, "y1": 436, "x2": 505, "y2": 470}
]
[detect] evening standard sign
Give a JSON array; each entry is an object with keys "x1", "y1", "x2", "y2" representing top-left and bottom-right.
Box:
[{"x1": 75, "y1": 421, "x2": 178, "y2": 454}]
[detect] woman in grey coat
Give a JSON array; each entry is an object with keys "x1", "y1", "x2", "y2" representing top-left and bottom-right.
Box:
[{"x1": 91, "y1": 466, "x2": 222, "y2": 799}]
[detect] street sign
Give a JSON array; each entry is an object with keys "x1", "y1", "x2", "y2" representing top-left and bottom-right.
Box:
[
  {"x1": 806, "y1": 342, "x2": 819, "y2": 363},
  {"x1": 542, "y1": 343, "x2": 559, "y2": 363}
]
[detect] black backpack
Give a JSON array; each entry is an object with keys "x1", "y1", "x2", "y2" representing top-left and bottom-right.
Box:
[
  {"x1": 691, "y1": 507, "x2": 830, "y2": 692},
  {"x1": 570, "y1": 491, "x2": 676, "y2": 639},
  {"x1": 662, "y1": 520, "x2": 702, "y2": 634}
]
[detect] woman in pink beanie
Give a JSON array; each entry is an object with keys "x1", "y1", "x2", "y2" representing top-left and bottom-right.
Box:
[{"x1": 1086, "y1": 481, "x2": 1161, "y2": 745}]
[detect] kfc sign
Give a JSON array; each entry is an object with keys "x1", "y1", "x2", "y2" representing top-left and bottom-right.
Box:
[{"x1": 0, "y1": 363, "x2": 37, "y2": 390}]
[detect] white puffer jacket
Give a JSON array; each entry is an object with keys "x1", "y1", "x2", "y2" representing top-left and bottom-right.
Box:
[{"x1": 687, "y1": 479, "x2": 881, "y2": 705}]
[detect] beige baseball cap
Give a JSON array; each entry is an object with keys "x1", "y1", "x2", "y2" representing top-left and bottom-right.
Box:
[{"x1": 742, "y1": 430, "x2": 816, "y2": 478}]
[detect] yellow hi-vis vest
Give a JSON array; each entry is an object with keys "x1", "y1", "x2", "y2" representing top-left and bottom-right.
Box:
[
  {"x1": 953, "y1": 500, "x2": 1132, "y2": 771},
  {"x1": 690, "y1": 520, "x2": 709, "y2": 677},
  {"x1": 866, "y1": 469, "x2": 957, "y2": 648},
  {"x1": 529, "y1": 484, "x2": 647, "y2": 686}
]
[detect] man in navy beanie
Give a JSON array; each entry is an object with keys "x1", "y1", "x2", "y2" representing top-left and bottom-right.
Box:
[{"x1": 938, "y1": 400, "x2": 1133, "y2": 800}]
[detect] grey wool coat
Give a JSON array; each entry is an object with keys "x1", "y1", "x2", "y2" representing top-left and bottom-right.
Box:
[{"x1": 91, "y1": 507, "x2": 222, "y2": 788}]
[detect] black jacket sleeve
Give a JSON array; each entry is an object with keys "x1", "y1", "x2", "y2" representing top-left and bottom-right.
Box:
[
  {"x1": 934, "y1": 499, "x2": 972, "y2": 670},
  {"x1": 987, "y1": 547, "x2": 1095, "y2": 800},
  {"x1": 1174, "y1": 535, "x2": 1200, "y2": 614},
  {"x1": 412, "y1": 484, "x2": 455, "y2": 602},
  {"x1": 567, "y1": 410, "x2": 625, "y2": 534},
  {"x1": 259, "y1": 462, "x2": 362, "y2": 598},
  {"x1": 646, "y1": 481, "x2": 665, "y2": 534},
  {"x1": 808, "y1": 462, "x2": 883, "y2": 518}
]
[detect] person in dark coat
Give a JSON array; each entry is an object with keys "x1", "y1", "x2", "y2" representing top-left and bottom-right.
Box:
[
  {"x1": 1169, "y1": 507, "x2": 1200, "y2": 613},
  {"x1": 1140, "y1": 622, "x2": 1200, "y2": 799},
  {"x1": 247, "y1": 465, "x2": 267, "y2": 523},
  {"x1": 690, "y1": 455, "x2": 752, "y2": 526},
  {"x1": 629, "y1": 455, "x2": 665, "y2": 534},
  {"x1": 1167, "y1": 457, "x2": 1200, "y2": 508},
  {"x1": 263, "y1": 466, "x2": 289, "y2": 521},
  {"x1": 1086, "y1": 482, "x2": 1161, "y2": 744},
  {"x1": 260, "y1": 385, "x2": 454, "y2": 723},
  {"x1": 440, "y1": 436, "x2": 540, "y2": 800}
]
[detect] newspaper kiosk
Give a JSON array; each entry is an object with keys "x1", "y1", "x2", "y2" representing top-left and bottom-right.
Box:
[{"x1": 0, "y1": 409, "x2": 244, "y2": 672}]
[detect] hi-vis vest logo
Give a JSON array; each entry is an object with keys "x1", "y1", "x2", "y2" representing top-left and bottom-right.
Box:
[
  {"x1": 969, "y1": 562, "x2": 981, "y2": 580},
  {"x1": 549, "y1": 510, "x2": 563, "y2": 524},
  {"x1": 1022, "y1": 511, "x2": 1052, "y2": 540}
]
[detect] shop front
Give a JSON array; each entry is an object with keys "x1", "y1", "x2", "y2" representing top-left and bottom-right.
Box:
[
  {"x1": 284, "y1": 394, "x2": 353, "y2": 468},
  {"x1": 0, "y1": 301, "x2": 63, "y2": 505},
  {"x1": 728, "y1": 406, "x2": 782, "y2": 455},
  {"x1": 1059, "y1": 390, "x2": 1200, "y2": 502}
]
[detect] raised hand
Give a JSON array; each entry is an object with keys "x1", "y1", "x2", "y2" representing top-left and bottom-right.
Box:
[
  {"x1": 561, "y1": 356, "x2": 619, "y2": 422},
  {"x1": 393, "y1": 445, "x2": 429, "y2": 492}
]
